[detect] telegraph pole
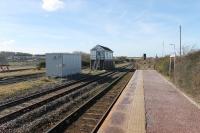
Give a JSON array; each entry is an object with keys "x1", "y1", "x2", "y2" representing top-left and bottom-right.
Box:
[
  {"x1": 180, "y1": 25, "x2": 182, "y2": 57},
  {"x1": 162, "y1": 41, "x2": 165, "y2": 57}
]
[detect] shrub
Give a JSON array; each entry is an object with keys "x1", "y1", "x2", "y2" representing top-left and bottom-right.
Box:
[
  {"x1": 155, "y1": 56, "x2": 170, "y2": 76},
  {"x1": 155, "y1": 50, "x2": 200, "y2": 102},
  {"x1": 37, "y1": 61, "x2": 45, "y2": 69}
]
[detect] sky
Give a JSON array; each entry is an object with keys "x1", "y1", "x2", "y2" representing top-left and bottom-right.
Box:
[{"x1": 0, "y1": 0, "x2": 200, "y2": 57}]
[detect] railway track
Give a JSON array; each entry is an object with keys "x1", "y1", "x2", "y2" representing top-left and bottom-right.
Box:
[
  {"x1": 0, "y1": 65, "x2": 132, "y2": 132},
  {"x1": 47, "y1": 66, "x2": 134, "y2": 133},
  {"x1": 0, "y1": 68, "x2": 35, "y2": 73},
  {"x1": 0, "y1": 72, "x2": 114, "y2": 123},
  {"x1": 0, "y1": 71, "x2": 108, "y2": 111},
  {"x1": 0, "y1": 72, "x2": 45, "y2": 85}
]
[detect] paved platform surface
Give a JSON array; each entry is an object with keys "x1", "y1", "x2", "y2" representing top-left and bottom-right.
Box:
[
  {"x1": 144, "y1": 70, "x2": 200, "y2": 133},
  {"x1": 98, "y1": 70, "x2": 146, "y2": 133},
  {"x1": 98, "y1": 70, "x2": 200, "y2": 133}
]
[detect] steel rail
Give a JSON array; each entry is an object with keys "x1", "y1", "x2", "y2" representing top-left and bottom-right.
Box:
[
  {"x1": 46, "y1": 68, "x2": 132, "y2": 133},
  {"x1": 0, "y1": 68, "x2": 35, "y2": 73},
  {"x1": 0, "y1": 71, "x2": 118, "y2": 124},
  {"x1": 91, "y1": 71, "x2": 132, "y2": 133},
  {"x1": 0, "y1": 72, "x2": 45, "y2": 85},
  {"x1": 0, "y1": 64, "x2": 130, "y2": 111},
  {"x1": 0, "y1": 71, "x2": 107, "y2": 111}
]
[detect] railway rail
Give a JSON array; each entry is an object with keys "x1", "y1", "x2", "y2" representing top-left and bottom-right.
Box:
[
  {"x1": 47, "y1": 66, "x2": 134, "y2": 133},
  {"x1": 0, "y1": 68, "x2": 35, "y2": 73},
  {"x1": 0, "y1": 64, "x2": 132, "y2": 133},
  {"x1": 0, "y1": 64, "x2": 129, "y2": 110},
  {"x1": 0, "y1": 72, "x2": 45, "y2": 85},
  {"x1": 0, "y1": 72, "x2": 107, "y2": 111},
  {"x1": 0, "y1": 72, "x2": 114, "y2": 124}
]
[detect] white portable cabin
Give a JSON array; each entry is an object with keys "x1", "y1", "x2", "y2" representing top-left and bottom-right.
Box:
[{"x1": 46, "y1": 53, "x2": 81, "y2": 77}]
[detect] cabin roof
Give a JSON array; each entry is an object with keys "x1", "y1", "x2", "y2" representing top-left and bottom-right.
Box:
[{"x1": 91, "y1": 45, "x2": 113, "y2": 52}]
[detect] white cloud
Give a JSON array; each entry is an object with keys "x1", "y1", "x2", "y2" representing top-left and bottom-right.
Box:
[
  {"x1": 42, "y1": 0, "x2": 64, "y2": 12},
  {"x1": 42, "y1": 0, "x2": 86, "y2": 12}
]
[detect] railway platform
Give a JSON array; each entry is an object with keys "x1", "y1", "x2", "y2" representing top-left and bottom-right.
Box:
[
  {"x1": 98, "y1": 70, "x2": 146, "y2": 133},
  {"x1": 144, "y1": 70, "x2": 200, "y2": 133},
  {"x1": 98, "y1": 70, "x2": 200, "y2": 133}
]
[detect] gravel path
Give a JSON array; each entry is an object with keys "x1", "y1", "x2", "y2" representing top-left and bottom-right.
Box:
[{"x1": 144, "y1": 70, "x2": 200, "y2": 133}]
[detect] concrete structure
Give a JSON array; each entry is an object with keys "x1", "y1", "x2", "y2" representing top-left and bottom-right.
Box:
[
  {"x1": 46, "y1": 53, "x2": 81, "y2": 77},
  {"x1": 90, "y1": 45, "x2": 114, "y2": 70}
]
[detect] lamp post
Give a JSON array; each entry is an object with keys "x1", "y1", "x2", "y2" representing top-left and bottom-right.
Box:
[
  {"x1": 169, "y1": 44, "x2": 176, "y2": 81},
  {"x1": 180, "y1": 25, "x2": 182, "y2": 57}
]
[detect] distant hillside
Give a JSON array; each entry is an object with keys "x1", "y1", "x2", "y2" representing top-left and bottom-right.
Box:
[
  {"x1": 0, "y1": 51, "x2": 32, "y2": 57},
  {"x1": 0, "y1": 51, "x2": 45, "y2": 67}
]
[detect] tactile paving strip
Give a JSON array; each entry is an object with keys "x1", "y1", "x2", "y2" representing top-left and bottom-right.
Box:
[{"x1": 98, "y1": 70, "x2": 146, "y2": 133}]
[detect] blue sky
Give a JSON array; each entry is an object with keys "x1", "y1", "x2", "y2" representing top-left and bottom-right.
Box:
[{"x1": 0, "y1": 0, "x2": 200, "y2": 57}]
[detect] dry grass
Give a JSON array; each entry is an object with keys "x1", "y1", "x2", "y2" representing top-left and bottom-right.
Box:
[
  {"x1": 0, "y1": 68, "x2": 105, "y2": 100},
  {"x1": 0, "y1": 69, "x2": 45, "y2": 78},
  {"x1": 81, "y1": 63, "x2": 129, "y2": 75},
  {"x1": 0, "y1": 63, "x2": 130, "y2": 102},
  {"x1": 0, "y1": 77, "x2": 59, "y2": 100},
  {"x1": 174, "y1": 51, "x2": 200, "y2": 102},
  {"x1": 115, "y1": 62, "x2": 130, "y2": 67},
  {"x1": 82, "y1": 69, "x2": 105, "y2": 75},
  {"x1": 136, "y1": 58, "x2": 155, "y2": 70},
  {"x1": 155, "y1": 51, "x2": 200, "y2": 103}
]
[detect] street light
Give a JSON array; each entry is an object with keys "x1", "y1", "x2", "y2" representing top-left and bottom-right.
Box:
[{"x1": 169, "y1": 44, "x2": 176, "y2": 81}]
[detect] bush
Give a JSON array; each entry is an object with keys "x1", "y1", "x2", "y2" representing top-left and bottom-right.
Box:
[
  {"x1": 155, "y1": 56, "x2": 170, "y2": 76},
  {"x1": 175, "y1": 51, "x2": 200, "y2": 93},
  {"x1": 82, "y1": 60, "x2": 90, "y2": 67},
  {"x1": 37, "y1": 61, "x2": 45, "y2": 69},
  {"x1": 155, "y1": 51, "x2": 200, "y2": 102}
]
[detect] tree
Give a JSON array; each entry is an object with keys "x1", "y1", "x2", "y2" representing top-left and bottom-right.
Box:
[{"x1": 37, "y1": 61, "x2": 45, "y2": 69}]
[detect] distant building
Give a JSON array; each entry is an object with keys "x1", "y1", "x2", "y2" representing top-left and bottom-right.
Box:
[
  {"x1": 46, "y1": 53, "x2": 81, "y2": 77},
  {"x1": 33, "y1": 54, "x2": 45, "y2": 61},
  {"x1": 0, "y1": 56, "x2": 8, "y2": 65},
  {"x1": 90, "y1": 45, "x2": 114, "y2": 70},
  {"x1": 0, "y1": 55, "x2": 9, "y2": 72}
]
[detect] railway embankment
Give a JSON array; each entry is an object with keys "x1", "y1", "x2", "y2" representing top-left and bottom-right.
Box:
[{"x1": 155, "y1": 50, "x2": 200, "y2": 103}]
